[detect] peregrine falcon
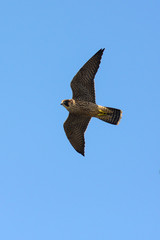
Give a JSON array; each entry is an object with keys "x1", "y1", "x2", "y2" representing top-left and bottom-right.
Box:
[{"x1": 61, "y1": 49, "x2": 122, "y2": 156}]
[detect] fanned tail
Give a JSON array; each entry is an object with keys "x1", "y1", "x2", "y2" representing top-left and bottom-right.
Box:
[{"x1": 96, "y1": 107, "x2": 122, "y2": 125}]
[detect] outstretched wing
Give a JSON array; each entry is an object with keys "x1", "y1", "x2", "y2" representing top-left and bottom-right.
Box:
[
  {"x1": 63, "y1": 114, "x2": 91, "y2": 156},
  {"x1": 71, "y1": 48, "x2": 105, "y2": 103}
]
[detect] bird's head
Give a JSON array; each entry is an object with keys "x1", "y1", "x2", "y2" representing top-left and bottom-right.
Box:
[{"x1": 61, "y1": 99, "x2": 73, "y2": 110}]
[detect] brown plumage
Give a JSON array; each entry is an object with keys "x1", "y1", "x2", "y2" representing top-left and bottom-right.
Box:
[{"x1": 61, "y1": 49, "x2": 122, "y2": 156}]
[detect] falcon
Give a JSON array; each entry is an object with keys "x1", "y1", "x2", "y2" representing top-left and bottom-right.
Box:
[{"x1": 61, "y1": 49, "x2": 122, "y2": 156}]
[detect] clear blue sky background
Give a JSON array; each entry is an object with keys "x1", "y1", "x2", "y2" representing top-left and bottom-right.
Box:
[{"x1": 0, "y1": 1, "x2": 160, "y2": 239}]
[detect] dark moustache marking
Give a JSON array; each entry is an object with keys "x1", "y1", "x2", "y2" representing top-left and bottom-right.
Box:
[{"x1": 64, "y1": 100, "x2": 69, "y2": 107}]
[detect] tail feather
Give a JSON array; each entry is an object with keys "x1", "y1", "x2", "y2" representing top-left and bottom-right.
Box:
[{"x1": 96, "y1": 107, "x2": 122, "y2": 125}]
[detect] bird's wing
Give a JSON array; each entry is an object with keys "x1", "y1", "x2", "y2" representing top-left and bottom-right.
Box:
[
  {"x1": 63, "y1": 113, "x2": 91, "y2": 156},
  {"x1": 70, "y1": 48, "x2": 105, "y2": 103}
]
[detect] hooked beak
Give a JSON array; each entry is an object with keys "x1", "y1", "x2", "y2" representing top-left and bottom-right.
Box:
[{"x1": 60, "y1": 101, "x2": 63, "y2": 105}]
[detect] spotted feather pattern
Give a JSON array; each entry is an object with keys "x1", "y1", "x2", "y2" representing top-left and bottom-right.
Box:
[
  {"x1": 63, "y1": 114, "x2": 91, "y2": 156},
  {"x1": 71, "y1": 49, "x2": 105, "y2": 103}
]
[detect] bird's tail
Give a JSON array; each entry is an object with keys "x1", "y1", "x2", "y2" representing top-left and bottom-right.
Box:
[{"x1": 96, "y1": 107, "x2": 122, "y2": 125}]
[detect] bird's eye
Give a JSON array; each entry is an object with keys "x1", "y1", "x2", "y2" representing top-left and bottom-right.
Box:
[{"x1": 64, "y1": 100, "x2": 69, "y2": 107}]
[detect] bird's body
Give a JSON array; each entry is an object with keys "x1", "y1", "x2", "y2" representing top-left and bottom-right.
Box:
[
  {"x1": 62, "y1": 99, "x2": 121, "y2": 120},
  {"x1": 62, "y1": 99, "x2": 99, "y2": 116},
  {"x1": 61, "y1": 49, "x2": 122, "y2": 156}
]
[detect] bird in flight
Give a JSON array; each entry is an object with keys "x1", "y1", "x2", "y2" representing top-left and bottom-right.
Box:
[{"x1": 61, "y1": 49, "x2": 122, "y2": 156}]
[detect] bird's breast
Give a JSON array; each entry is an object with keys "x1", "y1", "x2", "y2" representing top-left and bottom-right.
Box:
[{"x1": 69, "y1": 101, "x2": 98, "y2": 116}]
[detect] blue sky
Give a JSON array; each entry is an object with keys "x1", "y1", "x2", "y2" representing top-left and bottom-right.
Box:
[{"x1": 0, "y1": 0, "x2": 160, "y2": 239}]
